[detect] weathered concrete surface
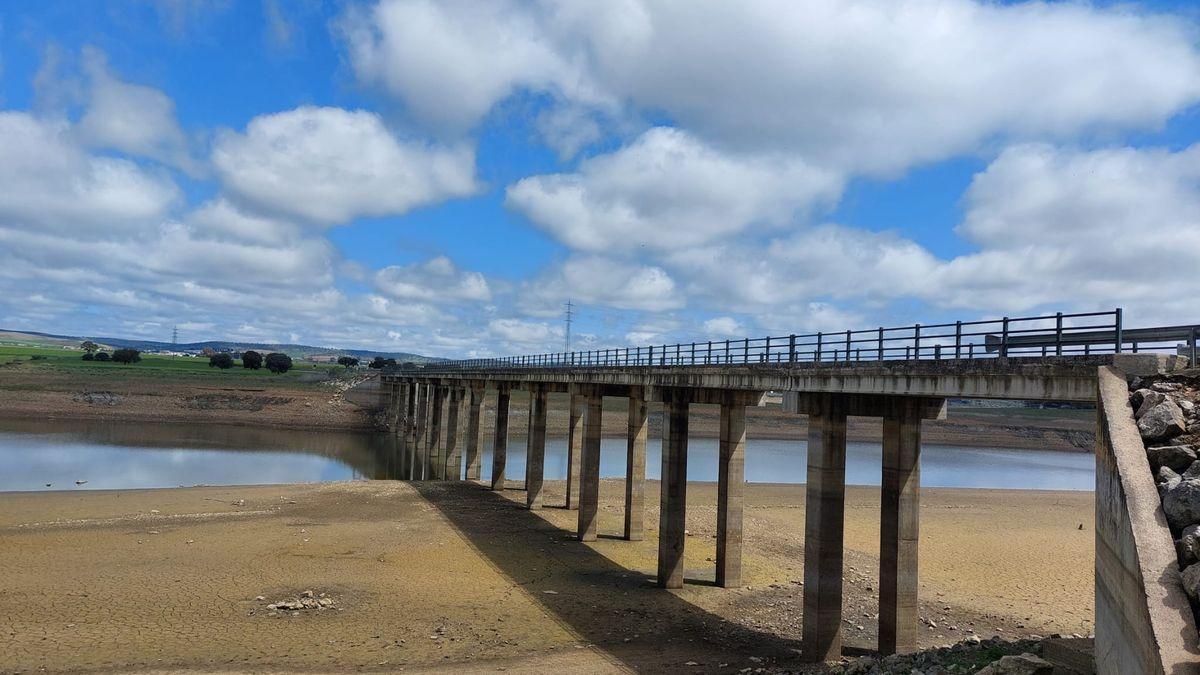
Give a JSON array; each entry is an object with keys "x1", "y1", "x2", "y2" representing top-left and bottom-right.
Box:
[
  {"x1": 624, "y1": 391, "x2": 647, "y2": 541},
  {"x1": 716, "y1": 401, "x2": 746, "y2": 588},
  {"x1": 879, "y1": 398, "x2": 922, "y2": 655},
  {"x1": 802, "y1": 393, "x2": 849, "y2": 662},
  {"x1": 1095, "y1": 366, "x2": 1200, "y2": 674},
  {"x1": 389, "y1": 357, "x2": 1128, "y2": 402}
]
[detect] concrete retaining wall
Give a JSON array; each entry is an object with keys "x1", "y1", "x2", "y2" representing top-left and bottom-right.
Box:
[{"x1": 1095, "y1": 365, "x2": 1200, "y2": 674}]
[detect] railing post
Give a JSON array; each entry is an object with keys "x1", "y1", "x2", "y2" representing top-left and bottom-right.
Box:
[
  {"x1": 844, "y1": 330, "x2": 851, "y2": 361},
  {"x1": 877, "y1": 327, "x2": 884, "y2": 361},
  {"x1": 789, "y1": 334, "x2": 796, "y2": 363},
  {"x1": 691, "y1": 342, "x2": 696, "y2": 364},
  {"x1": 913, "y1": 324, "x2": 921, "y2": 360},
  {"x1": 725, "y1": 339, "x2": 731, "y2": 364},
  {"x1": 954, "y1": 321, "x2": 962, "y2": 359},
  {"x1": 743, "y1": 338, "x2": 749, "y2": 363},
  {"x1": 1114, "y1": 307, "x2": 1123, "y2": 354},
  {"x1": 1000, "y1": 317, "x2": 1010, "y2": 358},
  {"x1": 1191, "y1": 327, "x2": 1198, "y2": 366},
  {"x1": 1055, "y1": 312, "x2": 1063, "y2": 357},
  {"x1": 707, "y1": 341, "x2": 713, "y2": 365},
  {"x1": 816, "y1": 332, "x2": 823, "y2": 363},
  {"x1": 935, "y1": 345, "x2": 941, "y2": 360}
]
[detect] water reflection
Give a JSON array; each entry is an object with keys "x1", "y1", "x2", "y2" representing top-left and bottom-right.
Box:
[{"x1": 0, "y1": 418, "x2": 1094, "y2": 492}]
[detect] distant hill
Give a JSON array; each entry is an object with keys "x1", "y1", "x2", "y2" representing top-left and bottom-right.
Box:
[{"x1": 0, "y1": 329, "x2": 441, "y2": 362}]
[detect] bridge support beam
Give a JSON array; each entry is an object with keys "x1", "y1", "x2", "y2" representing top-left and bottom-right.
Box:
[
  {"x1": 566, "y1": 393, "x2": 584, "y2": 510},
  {"x1": 403, "y1": 381, "x2": 417, "y2": 480},
  {"x1": 444, "y1": 388, "x2": 463, "y2": 480},
  {"x1": 577, "y1": 390, "x2": 603, "y2": 541},
  {"x1": 526, "y1": 386, "x2": 548, "y2": 508},
  {"x1": 802, "y1": 393, "x2": 848, "y2": 663},
  {"x1": 428, "y1": 384, "x2": 445, "y2": 480},
  {"x1": 491, "y1": 385, "x2": 511, "y2": 490},
  {"x1": 879, "y1": 398, "x2": 922, "y2": 655},
  {"x1": 413, "y1": 383, "x2": 429, "y2": 480},
  {"x1": 658, "y1": 395, "x2": 690, "y2": 588},
  {"x1": 465, "y1": 383, "x2": 483, "y2": 480},
  {"x1": 717, "y1": 398, "x2": 747, "y2": 588},
  {"x1": 624, "y1": 390, "x2": 647, "y2": 541}
]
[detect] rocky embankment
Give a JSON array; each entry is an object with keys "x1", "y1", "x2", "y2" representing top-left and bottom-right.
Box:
[{"x1": 1136, "y1": 374, "x2": 1200, "y2": 633}]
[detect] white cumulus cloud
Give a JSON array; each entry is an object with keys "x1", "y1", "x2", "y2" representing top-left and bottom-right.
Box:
[{"x1": 212, "y1": 106, "x2": 477, "y2": 225}]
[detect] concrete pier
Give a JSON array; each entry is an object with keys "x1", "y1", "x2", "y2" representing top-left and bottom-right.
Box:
[
  {"x1": 465, "y1": 383, "x2": 483, "y2": 480},
  {"x1": 577, "y1": 391, "x2": 603, "y2": 541},
  {"x1": 658, "y1": 395, "x2": 690, "y2": 589},
  {"x1": 566, "y1": 393, "x2": 584, "y2": 510},
  {"x1": 802, "y1": 393, "x2": 848, "y2": 662},
  {"x1": 717, "y1": 398, "x2": 747, "y2": 588},
  {"x1": 624, "y1": 390, "x2": 647, "y2": 541},
  {"x1": 413, "y1": 383, "x2": 429, "y2": 481},
  {"x1": 491, "y1": 386, "x2": 510, "y2": 490},
  {"x1": 525, "y1": 386, "x2": 547, "y2": 509},
  {"x1": 445, "y1": 387, "x2": 462, "y2": 480},
  {"x1": 405, "y1": 382, "x2": 418, "y2": 479},
  {"x1": 427, "y1": 385, "x2": 445, "y2": 480},
  {"x1": 879, "y1": 398, "x2": 922, "y2": 655}
]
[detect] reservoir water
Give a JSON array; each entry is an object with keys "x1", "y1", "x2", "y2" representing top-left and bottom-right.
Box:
[{"x1": 0, "y1": 418, "x2": 1094, "y2": 493}]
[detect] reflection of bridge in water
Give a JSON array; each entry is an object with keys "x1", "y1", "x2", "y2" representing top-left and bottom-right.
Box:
[{"x1": 379, "y1": 310, "x2": 1199, "y2": 669}]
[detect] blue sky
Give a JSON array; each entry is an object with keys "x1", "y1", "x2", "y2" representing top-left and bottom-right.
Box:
[{"x1": 1, "y1": 0, "x2": 1199, "y2": 357}]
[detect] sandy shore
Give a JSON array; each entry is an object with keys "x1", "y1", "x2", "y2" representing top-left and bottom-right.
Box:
[{"x1": 0, "y1": 479, "x2": 1093, "y2": 673}]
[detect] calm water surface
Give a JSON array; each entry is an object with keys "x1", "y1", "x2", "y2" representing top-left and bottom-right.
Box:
[{"x1": 0, "y1": 418, "x2": 1094, "y2": 492}]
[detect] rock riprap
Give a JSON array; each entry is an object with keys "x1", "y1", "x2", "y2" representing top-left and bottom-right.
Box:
[
  {"x1": 1136, "y1": 374, "x2": 1200, "y2": 625},
  {"x1": 260, "y1": 590, "x2": 337, "y2": 616}
]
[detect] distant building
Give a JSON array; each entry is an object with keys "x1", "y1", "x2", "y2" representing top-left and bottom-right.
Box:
[{"x1": 306, "y1": 354, "x2": 338, "y2": 363}]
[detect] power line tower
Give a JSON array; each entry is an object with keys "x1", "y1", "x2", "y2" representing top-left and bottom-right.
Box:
[
  {"x1": 564, "y1": 299, "x2": 574, "y2": 352},
  {"x1": 172, "y1": 325, "x2": 178, "y2": 345}
]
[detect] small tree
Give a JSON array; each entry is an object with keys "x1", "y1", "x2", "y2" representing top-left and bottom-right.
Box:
[
  {"x1": 81, "y1": 352, "x2": 95, "y2": 361},
  {"x1": 111, "y1": 348, "x2": 141, "y2": 364},
  {"x1": 81, "y1": 340, "x2": 98, "y2": 353},
  {"x1": 337, "y1": 356, "x2": 359, "y2": 367},
  {"x1": 241, "y1": 350, "x2": 263, "y2": 370},
  {"x1": 265, "y1": 352, "x2": 293, "y2": 374},
  {"x1": 209, "y1": 353, "x2": 234, "y2": 369},
  {"x1": 94, "y1": 351, "x2": 111, "y2": 362}
]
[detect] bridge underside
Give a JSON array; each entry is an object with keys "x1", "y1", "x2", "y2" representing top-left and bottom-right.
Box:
[{"x1": 377, "y1": 353, "x2": 1181, "y2": 662}]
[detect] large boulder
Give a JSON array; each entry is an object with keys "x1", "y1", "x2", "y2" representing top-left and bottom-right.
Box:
[
  {"x1": 1147, "y1": 445, "x2": 1197, "y2": 473},
  {"x1": 1139, "y1": 400, "x2": 1187, "y2": 442},
  {"x1": 1133, "y1": 389, "x2": 1166, "y2": 418},
  {"x1": 1178, "y1": 524, "x2": 1200, "y2": 566},
  {"x1": 975, "y1": 653, "x2": 1054, "y2": 675},
  {"x1": 1163, "y1": 478, "x2": 1200, "y2": 531},
  {"x1": 1182, "y1": 562, "x2": 1200, "y2": 602}
]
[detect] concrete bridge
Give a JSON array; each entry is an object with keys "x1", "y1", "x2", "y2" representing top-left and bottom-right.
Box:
[{"x1": 378, "y1": 310, "x2": 1198, "y2": 666}]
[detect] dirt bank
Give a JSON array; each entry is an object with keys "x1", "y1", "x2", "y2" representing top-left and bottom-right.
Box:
[
  {"x1": 0, "y1": 370, "x2": 374, "y2": 431},
  {"x1": 0, "y1": 479, "x2": 1093, "y2": 673}
]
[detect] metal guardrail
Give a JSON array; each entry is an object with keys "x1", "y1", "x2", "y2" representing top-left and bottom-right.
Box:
[{"x1": 390, "y1": 309, "x2": 1198, "y2": 373}]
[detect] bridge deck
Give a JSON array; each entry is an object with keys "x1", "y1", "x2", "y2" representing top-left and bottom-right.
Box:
[{"x1": 383, "y1": 354, "x2": 1151, "y2": 401}]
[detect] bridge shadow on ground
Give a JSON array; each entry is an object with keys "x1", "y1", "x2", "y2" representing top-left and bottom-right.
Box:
[{"x1": 408, "y1": 480, "x2": 808, "y2": 673}]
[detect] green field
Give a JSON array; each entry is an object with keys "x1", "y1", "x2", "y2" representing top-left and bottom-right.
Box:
[{"x1": 0, "y1": 341, "x2": 341, "y2": 384}]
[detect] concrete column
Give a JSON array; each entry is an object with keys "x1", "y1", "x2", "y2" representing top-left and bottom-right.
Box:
[
  {"x1": 717, "y1": 400, "x2": 747, "y2": 588},
  {"x1": 405, "y1": 382, "x2": 418, "y2": 480},
  {"x1": 427, "y1": 385, "x2": 445, "y2": 480},
  {"x1": 577, "y1": 392, "x2": 603, "y2": 541},
  {"x1": 624, "y1": 392, "x2": 647, "y2": 541},
  {"x1": 565, "y1": 393, "x2": 584, "y2": 510},
  {"x1": 465, "y1": 384, "x2": 483, "y2": 480},
  {"x1": 802, "y1": 394, "x2": 848, "y2": 663},
  {"x1": 444, "y1": 388, "x2": 462, "y2": 480},
  {"x1": 394, "y1": 382, "x2": 408, "y2": 436},
  {"x1": 879, "y1": 398, "x2": 922, "y2": 655},
  {"x1": 525, "y1": 386, "x2": 548, "y2": 509},
  {"x1": 491, "y1": 386, "x2": 510, "y2": 490},
  {"x1": 658, "y1": 396, "x2": 690, "y2": 589},
  {"x1": 413, "y1": 383, "x2": 429, "y2": 481}
]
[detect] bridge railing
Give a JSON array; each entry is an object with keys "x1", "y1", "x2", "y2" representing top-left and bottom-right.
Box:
[{"x1": 394, "y1": 309, "x2": 1197, "y2": 373}]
